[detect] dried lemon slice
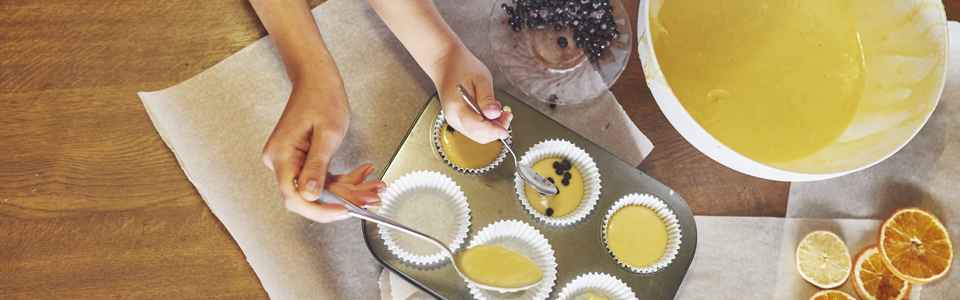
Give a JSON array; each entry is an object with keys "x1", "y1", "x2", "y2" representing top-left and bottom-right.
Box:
[
  {"x1": 795, "y1": 230, "x2": 851, "y2": 289},
  {"x1": 852, "y1": 245, "x2": 911, "y2": 300},
  {"x1": 808, "y1": 289, "x2": 857, "y2": 300},
  {"x1": 878, "y1": 207, "x2": 953, "y2": 284}
]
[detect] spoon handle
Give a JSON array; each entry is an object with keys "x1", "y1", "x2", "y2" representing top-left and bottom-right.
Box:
[{"x1": 317, "y1": 190, "x2": 452, "y2": 256}]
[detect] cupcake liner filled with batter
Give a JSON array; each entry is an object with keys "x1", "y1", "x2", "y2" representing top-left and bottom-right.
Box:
[
  {"x1": 465, "y1": 220, "x2": 558, "y2": 300},
  {"x1": 555, "y1": 272, "x2": 638, "y2": 300},
  {"x1": 602, "y1": 193, "x2": 681, "y2": 273},
  {"x1": 433, "y1": 112, "x2": 510, "y2": 174},
  {"x1": 514, "y1": 139, "x2": 601, "y2": 227},
  {"x1": 377, "y1": 170, "x2": 471, "y2": 266}
]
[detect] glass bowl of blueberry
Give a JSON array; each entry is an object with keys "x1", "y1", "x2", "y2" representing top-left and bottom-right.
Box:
[{"x1": 489, "y1": 0, "x2": 631, "y2": 105}]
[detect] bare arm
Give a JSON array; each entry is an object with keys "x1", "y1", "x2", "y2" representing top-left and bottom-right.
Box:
[
  {"x1": 252, "y1": 0, "x2": 384, "y2": 223},
  {"x1": 368, "y1": 0, "x2": 513, "y2": 144}
]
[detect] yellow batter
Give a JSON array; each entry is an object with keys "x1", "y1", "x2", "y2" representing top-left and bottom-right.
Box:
[
  {"x1": 523, "y1": 158, "x2": 584, "y2": 218},
  {"x1": 587, "y1": 292, "x2": 610, "y2": 300},
  {"x1": 439, "y1": 121, "x2": 502, "y2": 169},
  {"x1": 651, "y1": 0, "x2": 865, "y2": 163},
  {"x1": 606, "y1": 205, "x2": 668, "y2": 268},
  {"x1": 457, "y1": 245, "x2": 543, "y2": 289}
]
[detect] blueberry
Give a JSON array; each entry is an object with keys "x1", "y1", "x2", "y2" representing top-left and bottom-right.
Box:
[
  {"x1": 553, "y1": 161, "x2": 562, "y2": 169},
  {"x1": 610, "y1": 30, "x2": 619, "y2": 39},
  {"x1": 547, "y1": 177, "x2": 555, "y2": 183},
  {"x1": 502, "y1": 3, "x2": 508, "y2": 10},
  {"x1": 603, "y1": 13, "x2": 613, "y2": 22},
  {"x1": 561, "y1": 178, "x2": 570, "y2": 186},
  {"x1": 557, "y1": 37, "x2": 568, "y2": 48},
  {"x1": 555, "y1": 168, "x2": 565, "y2": 176},
  {"x1": 506, "y1": 6, "x2": 514, "y2": 14},
  {"x1": 554, "y1": 22, "x2": 564, "y2": 31},
  {"x1": 575, "y1": 40, "x2": 584, "y2": 48},
  {"x1": 599, "y1": 23, "x2": 607, "y2": 31},
  {"x1": 550, "y1": 103, "x2": 557, "y2": 108},
  {"x1": 563, "y1": 172, "x2": 572, "y2": 180},
  {"x1": 527, "y1": 18, "x2": 536, "y2": 28},
  {"x1": 546, "y1": 208, "x2": 554, "y2": 216},
  {"x1": 607, "y1": 21, "x2": 617, "y2": 30},
  {"x1": 446, "y1": 125, "x2": 455, "y2": 132}
]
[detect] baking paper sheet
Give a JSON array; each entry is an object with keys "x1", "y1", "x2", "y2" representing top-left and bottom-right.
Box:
[{"x1": 137, "y1": 0, "x2": 652, "y2": 299}]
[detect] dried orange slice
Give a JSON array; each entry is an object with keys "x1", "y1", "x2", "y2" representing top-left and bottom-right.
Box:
[
  {"x1": 795, "y1": 230, "x2": 852, "y2": 288},
  {"x1": 808, "y1": 289, "x2": 857, "y2": 300},
  {"x1": 878, "y1": 207, "x2": 953, "y2": 284},
  {"x1": 852, "y1": 245, "x2": 911, "y2": 300}
]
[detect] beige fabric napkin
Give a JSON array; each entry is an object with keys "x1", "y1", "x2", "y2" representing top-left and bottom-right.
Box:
[{"x1": 137, "y1": 0, "x2": 651, "y2": 299}]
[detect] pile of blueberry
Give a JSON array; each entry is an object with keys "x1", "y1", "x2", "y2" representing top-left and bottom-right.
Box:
[{"x1": 501, "y1": 0, "x2": 620, "y2": 61}]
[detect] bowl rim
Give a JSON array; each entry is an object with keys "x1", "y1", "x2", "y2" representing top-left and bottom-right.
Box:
[{"x1": 636, "y1": 0, "x2": 950, "y2": 182}]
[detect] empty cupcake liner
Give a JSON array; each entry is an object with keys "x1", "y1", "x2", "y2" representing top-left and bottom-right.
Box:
[
  {"x1": 466, "y1": 220, "x2": 558, "y2": 300},
  {"x1": 433, "y1": 112, "x2": 511, "y2": 174},
  {"x1": 514, "y1": 139, "x2": 601, "y2": 227},
  {"x1": 377, "y1": 170, "x2": 471, "y2": 266},
  {"x1": 602, "y1": 193, "x2": 682, "y2": 274},
  {"x1": 555, "y1": 272, "x2": 638, "y2": 300}
]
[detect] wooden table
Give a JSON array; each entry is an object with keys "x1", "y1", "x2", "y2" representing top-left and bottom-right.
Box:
[{"x1": 1, "y1": 0, "x2": 956, "y2": 298}]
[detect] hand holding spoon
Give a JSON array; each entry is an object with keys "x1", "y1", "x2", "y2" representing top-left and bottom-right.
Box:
[
  {"x1": 455, "y1": 84, "x2": 558, "y2": 196},
  {"x1": 316, "y1": 189, "x2": 543, "y2": 292}
]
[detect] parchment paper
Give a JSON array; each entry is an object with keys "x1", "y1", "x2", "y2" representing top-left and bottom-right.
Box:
[{"x1": 137, "y1": 0, "x2": 651, "y2": 299}]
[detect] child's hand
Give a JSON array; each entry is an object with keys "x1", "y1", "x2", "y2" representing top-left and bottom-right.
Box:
[
  {"x1": 433, "y1": 47, "x2": 514, "y2": 144},
  {"x1": 261, "y1": 79, "x2": 385, "y2": 223}
]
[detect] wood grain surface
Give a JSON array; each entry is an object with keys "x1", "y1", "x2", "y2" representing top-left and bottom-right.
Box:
[{"x1": 1, "y1": 0, "x2": 956, "y2": 298}]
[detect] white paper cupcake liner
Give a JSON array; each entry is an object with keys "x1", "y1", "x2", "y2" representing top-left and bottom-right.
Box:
[
  {"x1": 555, "y1": 272, "x2": 638, "y2": 300},
  {"x1": 466, "y1": 220, "x2": 558, "y2": 300},
  {"x1": 433, "y1": 112, "x2": 511, "y2": 174},
  {"x1": 514, "y1": 139, "x2": 601, "y2": 226},
  {"x1": 377, "y1": 170, "x2": 471, "y2": 266},
  {"x1": 602, "y1": 193, "x2": 682, "y2": 274}
]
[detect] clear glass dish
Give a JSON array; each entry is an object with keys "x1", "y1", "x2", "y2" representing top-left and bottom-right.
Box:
[{"x1": 488, "y1": 0, "x2": 631, "y2": 105}]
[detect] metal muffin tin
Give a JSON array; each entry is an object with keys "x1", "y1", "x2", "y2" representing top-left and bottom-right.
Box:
[{"x1": 363, "y1": 89, "x2": 697, "y2": 299}]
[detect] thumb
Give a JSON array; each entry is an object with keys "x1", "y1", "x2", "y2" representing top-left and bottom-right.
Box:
[
  {"x1": 474, "y1": 82, "x2": 503, "y2": 121},
  {"x1": 297, "y1": 130, "x2": 343, "y2": 201}
]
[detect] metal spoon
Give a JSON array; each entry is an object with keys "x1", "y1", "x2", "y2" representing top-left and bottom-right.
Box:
[
  {"x1": 455, "y1": 83, "x2": 558, "y2": 196},
  {"x1": 316, "y1": 189, "x2": 542, "y2": 292}
]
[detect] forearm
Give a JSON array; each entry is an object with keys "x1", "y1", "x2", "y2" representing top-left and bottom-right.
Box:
[
  {"x1": 250, "y1": 0, "x2": 341, "y2": 85},
  {"x1": 367, "y1": 0, "x2": 466, "y2": 81}
]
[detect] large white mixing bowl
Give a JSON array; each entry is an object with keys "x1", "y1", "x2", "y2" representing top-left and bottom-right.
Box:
[{"x1": 638, "y1": 0, "x2": 950, "y2": 182}]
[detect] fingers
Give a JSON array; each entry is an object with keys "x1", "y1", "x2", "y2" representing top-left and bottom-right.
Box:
[
  {"x1": 326, "y1": 163, "x2": 376, "y2": 185},
  {"x1": 297, "y1": 130, "x2": 343, "y2": 201},
  {"x1": 327, "y1": 182, "x2": 383, "y2": 207},
  {"x1": 474, "y1": 82, "x2": 502, "y2": 120},
  {"x1": 442, "y1": 84, "x2": 508, "y2": 144},
  {"x1": 271, "y1": 154, "x2": 350, "y2": 223}
]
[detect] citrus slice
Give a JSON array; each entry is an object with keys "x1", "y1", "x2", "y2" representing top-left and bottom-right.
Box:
[
  {"x1": 795, "y1": 230, "x2": 852, "y2": 288},
  {"x1": 808, "y1": 289, "x2": 857, "y2": 300},
  {"x1": 851, "y1": 245, "x2": 911, "y2": 300},
  {"x1": 878, "y1": 207, "x2": 954, "y2": 284}
]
